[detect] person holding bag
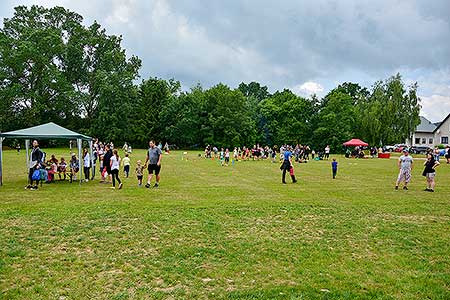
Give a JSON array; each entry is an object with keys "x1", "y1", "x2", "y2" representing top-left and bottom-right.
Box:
[
  {"x1": 280, "y1": 146, "x2": 297, "y2": 184},
  {"x1": 26, "y1": 140, "x2": 43, "y2": 190}
]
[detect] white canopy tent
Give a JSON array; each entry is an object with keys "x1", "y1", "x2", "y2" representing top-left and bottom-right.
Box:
[{"x1": 0, "y1": 122, "x2": 93, "y2": 186}]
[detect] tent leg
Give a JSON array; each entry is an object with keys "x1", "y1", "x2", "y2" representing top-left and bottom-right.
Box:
[
  {"x1": 78, "y1": 139, "x2": 82, "y2": 185},
  {"x1": 89, "y1": 140, "x2": 94, "y2": 180},
  {"x1": 0, "y1": 137, "x2": 3, "y2": 186},
  {"x1": 25, "y1": 139, "x2": 30, "y2": 174}
]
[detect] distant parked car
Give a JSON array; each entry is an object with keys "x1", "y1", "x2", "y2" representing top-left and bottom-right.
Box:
[
  {"x1": 383, "y1": 145, "x2": 396, "y2": 152},
  {"x1": 394, "y1": 144, "x2": 408, "y2": 152},
  {"x1": 410, "y1": 145, "x2": 431, "y2": 154}
]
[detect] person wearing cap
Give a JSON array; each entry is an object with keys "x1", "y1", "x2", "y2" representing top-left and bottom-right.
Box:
[{"x1": 395, "y1": 148, "x2": 413, "y2": 190}]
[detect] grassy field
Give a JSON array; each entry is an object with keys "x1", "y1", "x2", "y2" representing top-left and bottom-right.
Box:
[{"x1": 0, "y1": 148, "x2": 449, "y2": 299}]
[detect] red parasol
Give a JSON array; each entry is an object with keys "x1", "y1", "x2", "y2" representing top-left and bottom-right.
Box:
[{"x1": 343, "y1": 138, "x2": 369, "y2": 147}]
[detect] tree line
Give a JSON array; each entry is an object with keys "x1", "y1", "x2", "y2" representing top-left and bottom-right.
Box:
[{"x1": 0, "y1": 6, "x2": 421, "y2": 151}]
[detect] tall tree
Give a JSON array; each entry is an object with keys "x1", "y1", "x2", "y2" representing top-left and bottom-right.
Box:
[
  {"x1": 359, "y1": 74, "x2": 421, "y2": 146},
  {"x1": 312, "y1": 90, "x2": 355, "y2": 151},
  {"x1": 0, "y1": 6, "x2": 81, "y2": 131},
  {"x1": 132, "y1": 78, "x2": 177, "y2": 146},
  {"x1": 202, "y1": 83, "x2": 257, "y2": 147},
  {"x1": 0, "y1": 5, "x2": 141, "y2": 139},
  {"x1": 259, "y1": 89, "x2": 315, "y2": 146},
  {"x1": 160, "y1": 85, "x2": 204, "y2": 148}
]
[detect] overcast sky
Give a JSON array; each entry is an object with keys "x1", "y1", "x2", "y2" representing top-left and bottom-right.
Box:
[{"x1": 1, "y1": 0, "x2": 449, "y2": 122}]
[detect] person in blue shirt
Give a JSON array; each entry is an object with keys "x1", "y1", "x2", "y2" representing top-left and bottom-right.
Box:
[
  {"x1": 280, "y1": 146, "x2": 297, "y2": 184},
  {"x1": 331, "y1": 158, "x2": 338, "y2": 179}
]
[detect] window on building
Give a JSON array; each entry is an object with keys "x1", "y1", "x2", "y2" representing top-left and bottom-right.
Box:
[
  {"x1": 442, "y1": 136, "x2": 449, "y2": 144},
  {"x1": 415, "y1": 138, "x2": 420, "y2": 144},
  {"x1": 429, "y1": 138, "x2": 433, "y2": 144},
  {"x1": 422, "y1": 138, "x2": 426, "y2": 144}
]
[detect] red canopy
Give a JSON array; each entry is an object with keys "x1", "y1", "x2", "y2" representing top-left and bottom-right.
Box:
[{"x1": 343, "y1": 138, "x2": 369, "y2": 147}]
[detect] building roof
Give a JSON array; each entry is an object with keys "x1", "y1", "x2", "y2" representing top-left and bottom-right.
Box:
[
  {"x1": 0, "y1": 122, "x2": 91, "y2": 140},
  {"x1": 433, "y1": 113, "x2": 450, "y2": 133},
  {"x1": 416, "y1": 116, "x2": 437, "y2": 133}
]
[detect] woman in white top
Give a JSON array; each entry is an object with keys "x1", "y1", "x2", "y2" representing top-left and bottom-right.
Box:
[
  {"x1": 110, "y1": 149, "x2": 123, "y2": 189},
  {"x1": 83, "y1": 148, "x2": 90, "y2": 182}
]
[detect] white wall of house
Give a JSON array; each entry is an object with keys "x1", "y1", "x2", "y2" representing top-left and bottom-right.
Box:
[
  {"x1": 434, "y1": 117, "x2": 450, "y2": 145},
  {"x1": 410, "y1": 132, "x2": 435, "y2": 147}
]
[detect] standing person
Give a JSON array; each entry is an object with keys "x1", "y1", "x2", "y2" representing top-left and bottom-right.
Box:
[
  {"x1": 102, "y1": 144, "x2": 113, "y2": 183},
  {"x1": 122, "y1": 153, "x2": 131, "y2": 178},
  {"x1": 280, "y1": 146, "x2": 297, "y2": 184},
  {"x1": 164, "y1": 142, "x2": 170, "y2": 154},
  {"x1": 395, "y1": 149, "x2": 413, "y2": 190},
  {"x1": 69, "y1": 153, "x2": 79, "y2": 183},
  {"x1": 110, "y1": 149, "x2": 123, "y2": 189},
  {"x1": 16, "y1": 143, "x2": 21, "y2": 154},
  {"x1": 233, "y1": 147, "x2": 239, "y2": 161},
  {"x1": 26, "y1": 140, "x2": 44, "y2": 190},
  {"x1": 433, "y1": 147, "x2": 440, "y2": 162},
  {"x1": 331, "y1": 158, "x2": 338, "y2": 179},
  {"x1": 423, "y1": 152, "x2": 440, "y2": 192},
  {"x1": 224, "y1": 148, "x2": 230, "y2": 166},
  {"x1": 145, "y1": 140, "x2": 162, "y2": 188},
  {"x1": 135, "y1": 160, "x2": 145, "y2": 187},
  {"x1": 83, "y1": 148, "x2": 90, "y2": 182},
  {"x1": 324, "y1": 145, "x2": 330, "y2": 160}
]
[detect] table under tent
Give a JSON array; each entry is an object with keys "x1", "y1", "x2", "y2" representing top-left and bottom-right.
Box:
[{"x1": 0, "y1": 122, "x2": 93, "y2": 186}]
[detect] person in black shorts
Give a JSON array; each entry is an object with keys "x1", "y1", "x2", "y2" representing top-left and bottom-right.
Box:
[{"x1": 145, "y1": 140, "x2": 162, "y2": 188}]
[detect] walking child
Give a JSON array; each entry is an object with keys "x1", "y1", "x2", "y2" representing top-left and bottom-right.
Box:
[
  {"x1": 331, "y1": 158, "x2": 338, "y2": 179},
  {"x1": 122, "y1": 153, "x2": 131, "y2": 178},
  {"x1": 135, "y1": 160, "x2": 145, "y2": 186}
]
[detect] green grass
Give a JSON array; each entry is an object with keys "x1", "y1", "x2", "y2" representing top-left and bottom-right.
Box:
[{"x1": 0, "y1": 149, "x2": 449, "y2": 299}]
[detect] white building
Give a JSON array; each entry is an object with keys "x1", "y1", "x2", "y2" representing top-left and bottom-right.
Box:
[{"x1": 408, "y1": 114, "x2": 450, "y2": 147}]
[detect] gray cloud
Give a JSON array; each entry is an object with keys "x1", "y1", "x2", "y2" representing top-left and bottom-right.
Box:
[{"x1": 1, "y1": 0, "x2": 450, "y2": 121}]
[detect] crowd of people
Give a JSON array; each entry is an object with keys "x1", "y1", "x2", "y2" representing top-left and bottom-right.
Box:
[
  {"x1": 23, "y1": 139, "x2": 448, "y2": 192},
  {"x1": 25, "y1": 140, "x2": 87, "y2": 190},
  {"x1": 203, "y1": 144, "x2": 327, "y2": 164},
  {"x1": 24, "y1": 139, "x2": 165, "y2": 190}
]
